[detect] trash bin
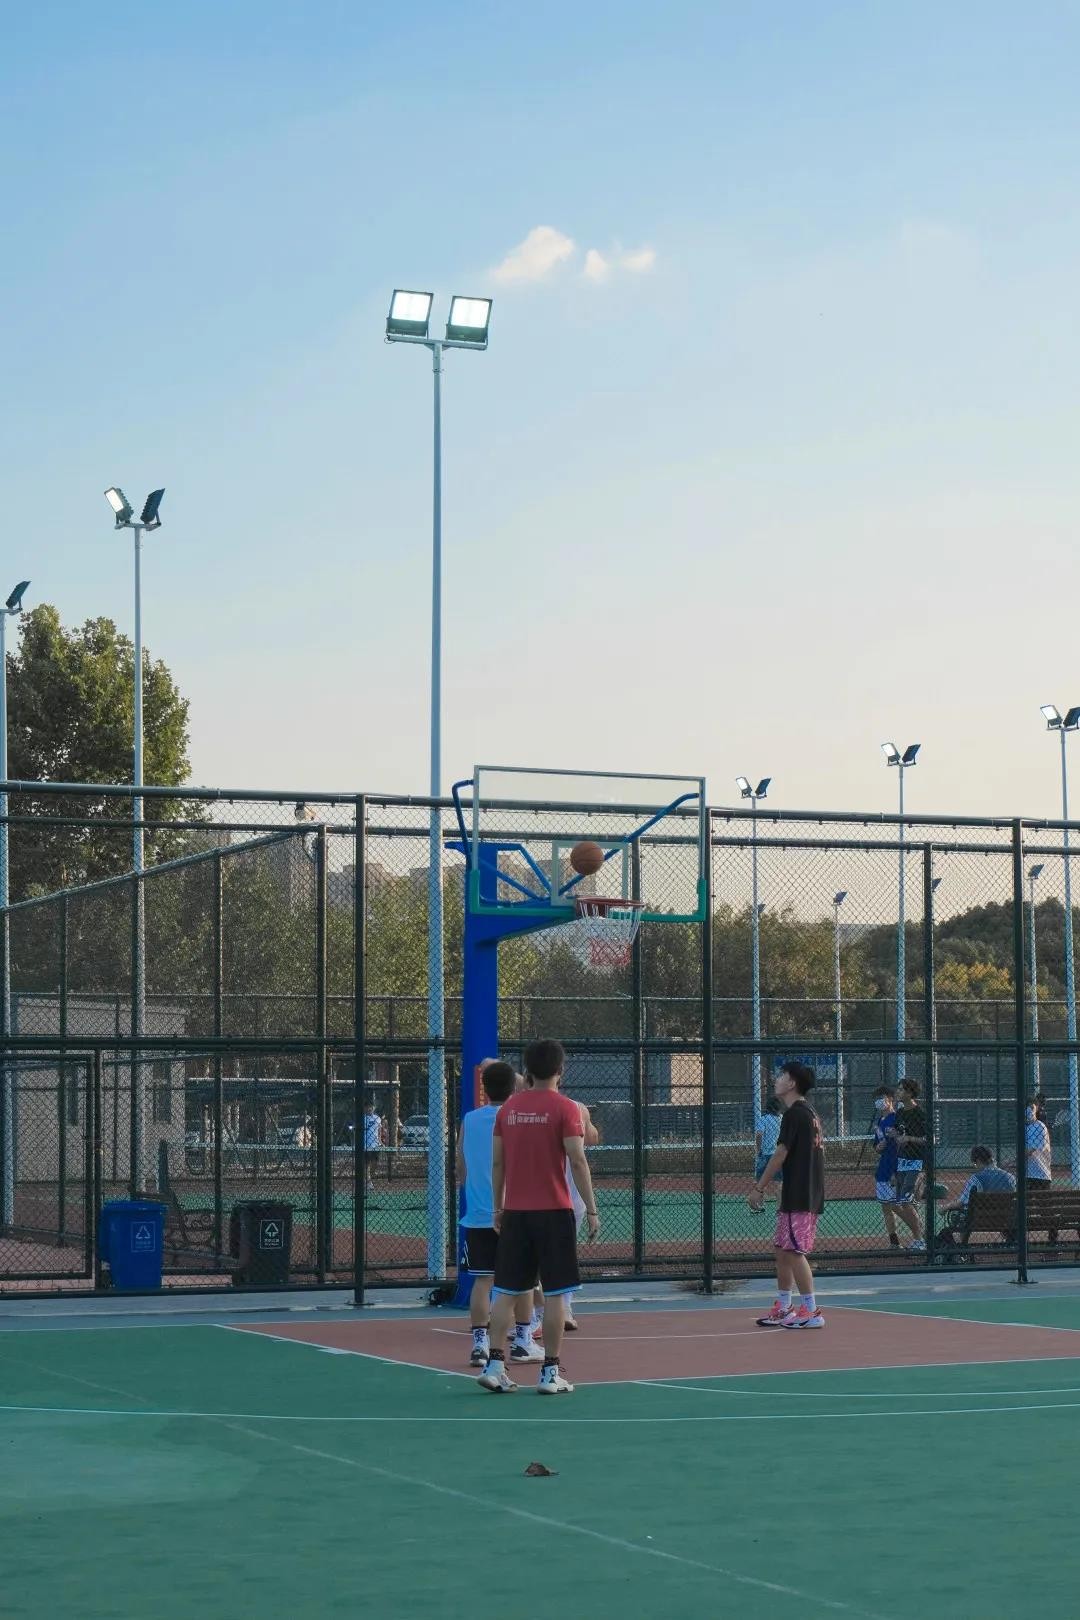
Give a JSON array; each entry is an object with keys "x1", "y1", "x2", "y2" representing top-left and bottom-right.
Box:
[
  {"x1": 229, "y1": 1201, "x2": 293, "y2": 1288},
  {"x1": 98, "y1": 1199, "x2": 167, "y2": 1291}
]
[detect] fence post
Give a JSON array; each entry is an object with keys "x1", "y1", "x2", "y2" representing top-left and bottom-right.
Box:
[
  {"x1": 701, "y1": 814, "x2": 715, "y2": 1294},
  {"x1": 352, "y1": 796, "x2": 367, "y2": 1308},
  {"x1": 129, "y1": 873, "x2": 143, "y2": 1196},
  {"x1": 315, "y1": 824, "x2": 330, "y2": 1282},
  {"x1": 1011, "y1": 819, "x2": 1031, "y2": 1285},
  {"x1": 212, "y1": 850, "x2": 224, "y2": 1259},
  {"x1": 92, "y1": 1049, "x2": 104, "y2": 1290},
  {"x1": 82, "y1": 1053, "x2": 95, "y2": 1280},
  {"x1": 631, "y1": 842, "x2": 645, "y2": 1272},
  {"x1": 922, "y1": 847, "x2": 937, "y2": 1269},
  {"x1": 58, "y1": 895, "x2": 68, "y2": 1246}
]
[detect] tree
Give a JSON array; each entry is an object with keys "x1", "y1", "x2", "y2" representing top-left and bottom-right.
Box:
[{"x1": 5, "y1": 604, "x2": 192, "y2": 897}]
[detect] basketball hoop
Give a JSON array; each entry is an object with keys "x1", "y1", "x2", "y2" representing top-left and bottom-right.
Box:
[{"x1": 571, "y1": 896, "x2": 645, "y2": 970}]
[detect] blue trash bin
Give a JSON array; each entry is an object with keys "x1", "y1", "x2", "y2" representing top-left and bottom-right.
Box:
[{"x1": 99, "y1": 1200, "x2": 167, "y2": 1290}]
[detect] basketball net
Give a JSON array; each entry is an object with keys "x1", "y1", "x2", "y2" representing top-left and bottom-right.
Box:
[{"x1": 568, "y1": 896, "x2": 644, "y2": 970}]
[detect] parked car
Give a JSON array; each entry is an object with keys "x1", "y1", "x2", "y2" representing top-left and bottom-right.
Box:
[{"x1": 400, "y1": 1115, "x2": 429, "y2": 1150}]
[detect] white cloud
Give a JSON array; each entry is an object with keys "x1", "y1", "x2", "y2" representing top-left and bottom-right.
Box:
[
  {"x1": 619, "y1": 246, "x2": 656, "y2": 274},
  {"x1": 490, "y1": 226, "x2": 576, "y2": 284},
  {"x1": 583, "y1": 249, "x2": 610, "y2": 283},
  {"x1": 581, "y1": 243, "x2": 658, "y2": 284}
]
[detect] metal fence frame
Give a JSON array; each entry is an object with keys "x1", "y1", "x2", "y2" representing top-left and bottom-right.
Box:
[{"x1": 1, "y1": 782, "x2": 1079, "y2": 1297}]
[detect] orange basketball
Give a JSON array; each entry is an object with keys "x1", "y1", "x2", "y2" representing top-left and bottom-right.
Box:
[{"x1": 569, "y1": 840, "x2": 605, "y2": 876}]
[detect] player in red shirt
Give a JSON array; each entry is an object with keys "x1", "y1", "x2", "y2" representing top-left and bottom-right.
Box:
[{"x1": 478, "y1": 1039, "x2": 600, "y2": 1395}]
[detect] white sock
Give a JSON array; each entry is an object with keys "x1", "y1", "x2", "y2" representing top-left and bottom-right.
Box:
[
  {"x1": 514, "y1": 1322, "x2": 532, "y2": 1347},
  {"x1": 778, "y1": 1290, "x2": 792, "y2": 1311},
  {"x1": 802, "y1": 1293, "x2": 816, "y2": 1313},
  {"x1": 472, "y1": 1327, "x2": 489, "y2": 1345}
]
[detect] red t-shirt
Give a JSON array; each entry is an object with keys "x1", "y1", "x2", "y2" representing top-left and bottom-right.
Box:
[{"x1": 494, "y1": 1089, "x2": 584, "y2": 1212}]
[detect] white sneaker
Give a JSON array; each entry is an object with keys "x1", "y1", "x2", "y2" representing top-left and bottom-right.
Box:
[
  {"x1": 564, "y1": 1306, "x2": 579, "y2": 1331},
  {"x1": 509, "y1": 1340, "x2": 545, "y2": 1363},
  {"x1": 537, "y1": 1363, "x2": 574, "y2": 1395},
  {"x1": 478, "y1": 1363, "x2": 518, "y2": 1393},
  {"x1": 469, "y1": 1340, "x2": 490, "y2": 1367}
]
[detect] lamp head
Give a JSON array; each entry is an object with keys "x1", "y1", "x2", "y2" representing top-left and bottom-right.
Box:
[
  {"x1": 446, "y1": 295, "x2": 492, "y2": 347},
  {"x1": 386, "y1": 289, "x2": 433, "y2": 340},
  {"x1": 140, "y1": 489, "x2": 165, "y2": 530},
  {"x1": 834, "y1": 890, "x2": 847, "y2": 907},
  {"x1": 1042, "y1": 704, "x2": 1064, "y2": 729},
  {"x1": 735, "y1": 776, "x2": 752, "y2": 797},
  {"x1": 5, "y1": 580, "x2": 29, "y2": 613},
  {"x1": 755, "y1": 777, "x2": 771, "y2": 798},
  {"x1": 104, "y1": 487, "x2": 134, "y2": 527},
  {"x1": 1030, "y1": 863, "x2": 1045, "y2": 882},
  {"x1": 881, "y1": 742, "x2": 901, "y2": 765},
  {"x1": 901, "y1": 743, "x2": 921, "y2": 766}
]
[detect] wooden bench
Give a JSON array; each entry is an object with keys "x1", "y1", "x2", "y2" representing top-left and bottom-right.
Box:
[{"x1": 942, "y1": 1188, "x2": 1080, "y2": 1257}]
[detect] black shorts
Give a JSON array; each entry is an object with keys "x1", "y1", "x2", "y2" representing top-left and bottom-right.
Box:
[
  {"x1": 460, "y1": 1226, "x2": 498, "y2": 1275},
  {"x1": 493, "y1": 1209, "x2": 580, "y2": 1297}
]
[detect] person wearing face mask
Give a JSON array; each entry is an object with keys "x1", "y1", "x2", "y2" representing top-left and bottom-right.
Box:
[
  {"x1": 871, "y1": 1085, "x2": 923, "y2": 1249},
  {"x1": 749, "y1": 1062, "x2": 826, "y2": 1329}
]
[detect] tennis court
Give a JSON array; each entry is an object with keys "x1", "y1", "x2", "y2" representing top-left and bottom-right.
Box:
[{"x1": 4, "y1": 1274, "x2": 1080, "y2": 1619}]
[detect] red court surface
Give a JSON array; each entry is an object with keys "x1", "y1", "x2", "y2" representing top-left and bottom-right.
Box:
[{"x1": 238, "y1": 1303, "x2": 1080, "y2": 1382}]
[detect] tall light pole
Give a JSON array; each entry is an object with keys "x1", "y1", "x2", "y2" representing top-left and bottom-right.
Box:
[
  {"x1": 105, "y1": 486, "x2": 164, "y2": 1190},
  {"x1": 0, "y1": 581, "x2": 30, "y2": 1229},
  {"x1": 1041, "y1": 703, "x2": 1080, "y2": 1184},
  {"x1": 832, "y1": 890, "x2": 847, "y2": 1135},
  {"x1": 1028, "y1": 862, "x2": 1045, "y2": 1096},
  {"x1": 882, "y1": 743, "x2": 920, "y2": 1082},
  {"x1": 386, "y1": 291, "x2": 492, "y2": 1279},
  {"x1": 737, "y1": 775, "x2": 771, "y2": 1142}
]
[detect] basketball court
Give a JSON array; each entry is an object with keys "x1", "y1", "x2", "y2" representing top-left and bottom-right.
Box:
[{"x1": 4, "y1": 1274, "x2": 1080, "y2": 1620}]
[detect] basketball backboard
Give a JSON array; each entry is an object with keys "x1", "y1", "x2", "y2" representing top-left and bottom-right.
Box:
[{"x1": 452, "y1": 765, "x2": 707, "y2": 925}]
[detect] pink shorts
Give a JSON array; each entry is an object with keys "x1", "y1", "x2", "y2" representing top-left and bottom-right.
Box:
[{"x1": 774, "y1": 1211, "x2": 818, "y2": 1254}]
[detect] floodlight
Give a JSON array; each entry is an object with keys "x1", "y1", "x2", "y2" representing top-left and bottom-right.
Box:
[
  {"x1": 755, "y1": 777, "x2": 771, "y2": 797},
  {"x1": 901, "y1": 744, "x2": 921, "y2": 765},
  {"x1": 834, "y1": 891, "x2": 847, "y2": 906},
  {"x1": 446, "y1": 295, "x2": 492, "y2": 346},
  {"x1": 1030, "y1": 863, "x2": 1045, "y2": 881},
  {"x1": 881, "y1": 742, "x2": 901, "y2": 763},
  {"x1": 386, "y1": 289, "x2": 434, "y2": 340},
  {"x1": 5, "y1": 581, "x2": 29, "y2": 613},
  {"x1": 735, "y1": 776, "x2": 752, "y2": 796},
  {"x1": 1065, "y1": 708, "x2": 1080, "y2": 731},
  {"x1": 931, "y1": 876, "x2": 943, "y2": 893},
  {"x1": 1042, "y1": 704, "x2": 1063, "y2": 728},
  {"x1": 104, "y1": 486, "x2": 134, "y2": 526},
  {"x1": 140, "y1": 488, "x2": 165, "y2": 530}
]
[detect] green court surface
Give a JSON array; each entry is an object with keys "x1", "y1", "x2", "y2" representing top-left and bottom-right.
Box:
[
  {"x1": 4, "y1": 1287, "x2": 1080, "y2": 1619},
  {"x1": 182, "y1": 1184, "x2": 903, "y2": 1242}
]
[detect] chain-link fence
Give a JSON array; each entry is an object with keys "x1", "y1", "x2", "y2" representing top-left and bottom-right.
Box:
[{"x1": 2, "y1": 783, "x2": 1079, "y2": 1295}]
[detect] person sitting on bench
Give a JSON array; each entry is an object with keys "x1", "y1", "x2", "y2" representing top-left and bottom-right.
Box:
[{"x1": 938, "y1": 1147, "x2": 1016, "y2": 1246}]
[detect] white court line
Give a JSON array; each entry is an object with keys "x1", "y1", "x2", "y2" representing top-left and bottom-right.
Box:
[
  {"x1": 215, "y1": 1417, "x2": 893, "y2": 1619},
  {"x1": 218, "y1": 1323, "x2": 475, "y2": 1379},
  {"x1": 639, "y1": 1380, "x2": 1080, "y2": 1399},
  {"x1": 430, "y1": 1326, "x2": 766, "y2": 1342},
  {"x1": 838, "y1": 1303, "x2": 1080, "y2": 1335},
  {"x1": 7, "y1": 1394, "x2": 1080, "y2": 1424},
  {"x1": 628, "y1": 1352, "x2": 1080, "y2": 1384}
]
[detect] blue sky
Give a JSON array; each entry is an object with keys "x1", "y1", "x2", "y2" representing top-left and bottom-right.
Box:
[{"x1": 4, "y1": 1, "x2": 1080, "y2": 820}]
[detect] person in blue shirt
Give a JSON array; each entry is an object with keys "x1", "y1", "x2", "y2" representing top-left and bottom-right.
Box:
[
  {"x1": 754, "y1": 1097, "x2": 783, "y2": 1204},
  {"x1": 941, "y1": 1145, "x2": 1016, "y2": 1212},
  {"x1": 872, "y1": 1085, "x2": 922, "y2": 1249},
  {"x1": 454, "y1": 1060, "x2": 531, "y2": 1368}
]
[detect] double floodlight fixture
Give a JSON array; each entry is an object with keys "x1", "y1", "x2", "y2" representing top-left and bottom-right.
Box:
[
  {"x1": 882, "y1": 742, "x2": 920, "y2": 767},
  {"x1": 104, "y1": 487, "x2": 165, "y2": 531},
  {"x1": 386, "y1": 288, "x2": 492, "y2": 349},
  {"x1": 1030, "y1": 863, "x2": 1045, "y2": 882},
  {"x1": 736, "y1": 776, "x2": 771, "y2": 799},
  {"x1": 5, "y1": 581, "x2": 30, "y2": 614},
  {"x1": 1041, "y1": 704, "x2": 1080, "y2": 731}
]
